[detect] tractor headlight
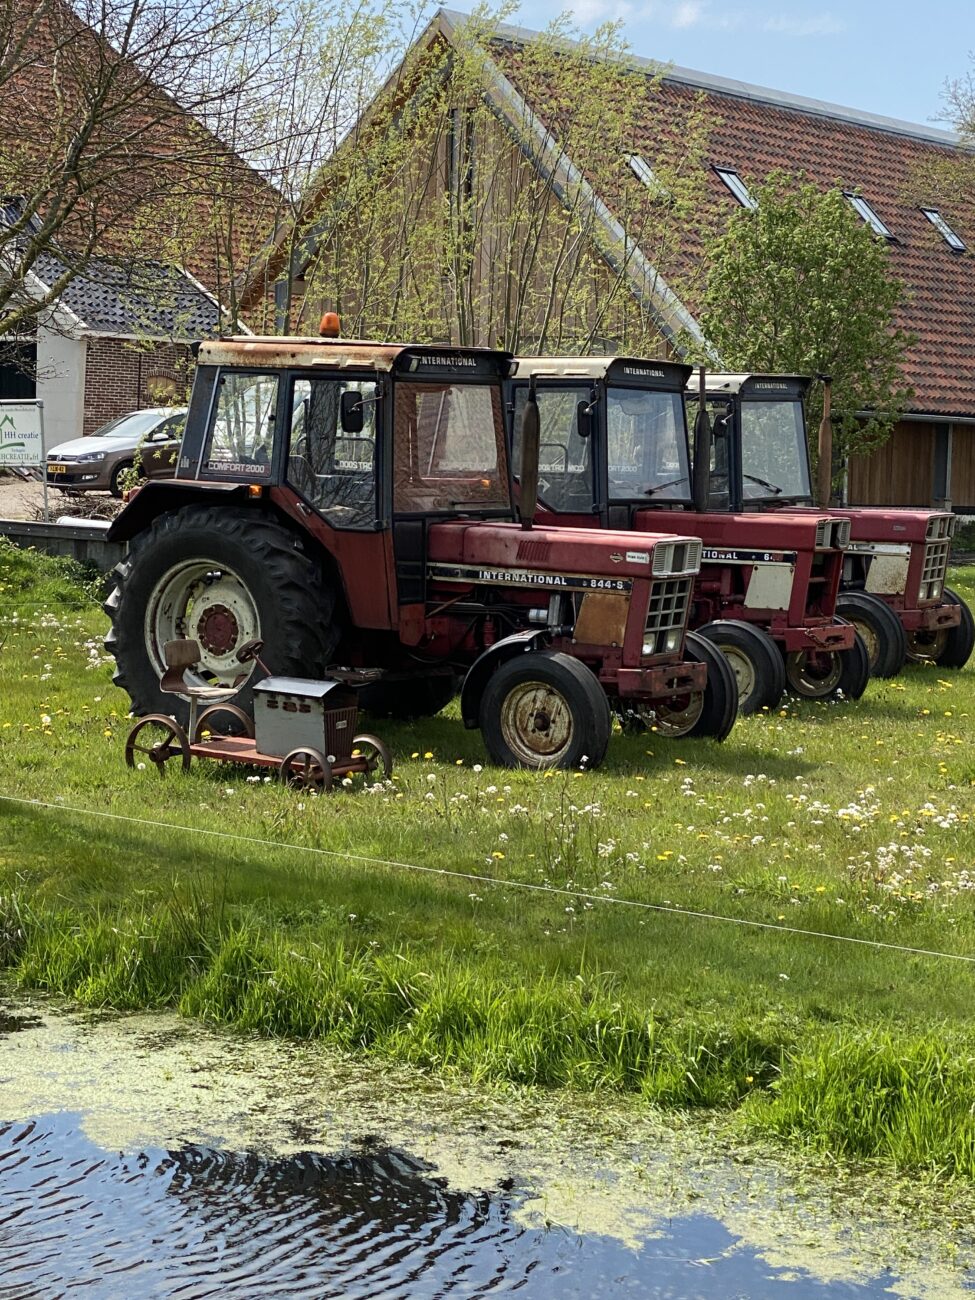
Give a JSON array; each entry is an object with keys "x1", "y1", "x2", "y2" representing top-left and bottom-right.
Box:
[{"x1": 642, "y1": 635, "x2": 657, "y2": 657}]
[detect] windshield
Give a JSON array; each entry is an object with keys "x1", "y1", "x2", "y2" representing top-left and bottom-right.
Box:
[
  {"x1": 606, "y1": 387, "x2": 690, "y2": 501},
  {"x1": 90, "y1": 411, "x2": 170, "y2": 441},
  {"x1": 740, "y1": 400, "x2": 811, "y2": 501}
]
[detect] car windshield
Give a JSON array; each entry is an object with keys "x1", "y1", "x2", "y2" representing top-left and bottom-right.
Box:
[
  {"x1": 740, "y1": 400, "x2": 811, "y2": 500},
  {"x1": 90, "y1": 411, "x2": 171, "y2": 441},
  {"x1": 605, "y1": 387, "x2": 690, "y2": 501}
]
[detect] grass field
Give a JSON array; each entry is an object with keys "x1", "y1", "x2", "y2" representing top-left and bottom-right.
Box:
[{"x1": 2, "y1": 537, "x2": 975, "y2": 1174}]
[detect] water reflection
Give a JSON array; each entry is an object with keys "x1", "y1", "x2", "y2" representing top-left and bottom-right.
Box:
[{"x1": 0, "y1": 1113, "x2": 921, "y2": 1298}]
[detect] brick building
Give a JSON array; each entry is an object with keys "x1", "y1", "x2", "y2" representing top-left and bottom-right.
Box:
[
  {"x1": 257, "y1": 9, "x2": 975, "y2": 511},
  {"x1": 3, "y1": 252, "x2": 225, "y2": 447}
]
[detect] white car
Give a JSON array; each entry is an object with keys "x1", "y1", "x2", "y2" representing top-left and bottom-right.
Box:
[{"x1": 46, "y1": 408, "x2": 187, "y2": 496}]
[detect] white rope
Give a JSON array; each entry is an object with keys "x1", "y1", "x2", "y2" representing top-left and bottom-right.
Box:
[{"x1": 2, "y1": 792, "x2": 973, "y2": 965}]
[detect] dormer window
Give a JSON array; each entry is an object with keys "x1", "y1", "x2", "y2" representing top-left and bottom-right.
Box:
[
  {"x1": 715, "y1": 167, "x2": 757, "y2": 210},
  {"x1": 626, "y1": 154, "x2": 669, "y2": 200},
  {"x1": 844, "y1": 193, "x2": 893, "y2": 239},
  {"x1": 920, "y1": 208, "x2": 966, "y2": 252}
]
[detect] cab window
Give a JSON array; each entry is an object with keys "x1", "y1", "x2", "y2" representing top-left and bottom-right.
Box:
[
  {"x1": 393, "y1": 383, "x2": 507, "y2": 514},
  {"x1": 205, "y1": 372, "x2": 278, "y2": 477},
  {"x1": 287, "y1": 376, "x2": 378, "y2": 529},
  {"x1": 606, "y1": 387, "x2": 689, "y2": 501},
  {"x1": 512, "y1": 386, "x2": 594, "y2": 513}
]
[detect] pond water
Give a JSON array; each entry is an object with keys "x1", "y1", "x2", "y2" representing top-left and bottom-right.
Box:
[{"x1": 1, "y1": 997, "x2": 972, "y2": 1299}]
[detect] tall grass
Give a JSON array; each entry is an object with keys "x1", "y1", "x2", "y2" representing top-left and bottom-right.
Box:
[{"x1": 3, "y1": 541, "x2": 975, "y2": 1175}]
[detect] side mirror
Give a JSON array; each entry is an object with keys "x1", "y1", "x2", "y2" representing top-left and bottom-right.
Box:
[
  {"x1": 518, "y1": 390, "x2": 540, "y2": 531},
  {"x1": 576, "y1": 400, "x2": 592, "y2": 439},
  {"x1": 340, "y1": 389, "x2": 364, "y2": 434}
]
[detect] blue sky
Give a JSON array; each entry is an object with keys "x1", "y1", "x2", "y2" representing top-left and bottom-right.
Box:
[{"x1": 477, "y1": 1, "x2": 973, "y2": 130}]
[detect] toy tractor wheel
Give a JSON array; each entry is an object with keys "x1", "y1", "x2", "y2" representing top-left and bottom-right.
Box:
[
  {"x1": 104, "y1": 506, "x2": 339, "y2": 726},
  {"x1": 279, "y1": 747, "x2": 334, "y2": 791},
  {"x1": 906, "y1": 589, "x2": 975, "y2": 668},
  {"x1": 193, "y1": 704, "x2": 255, "y2": 743},
  {"x1": 695, "y1": 620, "x2": 785, "y2": 714},
  {"x1": 125, "y1": 714, "x2": 191, "y2": 774},
  {"x1": 784, "y1": 630, "x2": 870, "y2": 701},
  {"x1": 479, "y1": 650, "x2": 610, "y2": 770},
  {"x1": 836, "y1": 592, "x2": 907, "y2": 677},
  {"x1": 351, "y1": 734, "x2": 394, "y2": 779}
]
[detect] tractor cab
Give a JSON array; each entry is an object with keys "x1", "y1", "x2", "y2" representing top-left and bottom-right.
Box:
[
  {"x1": 686, "y1": 372, "x2": 971, "y2": 668},
  {"x1": 684, "y1": 374, "x2": 814, "y2": 512},
  {"x1": 508, "y1": 357, "x2": 693, "y2": 527}
]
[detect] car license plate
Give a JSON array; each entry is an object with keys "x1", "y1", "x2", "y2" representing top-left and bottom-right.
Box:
[{"x1": 48, "y1": 464, "x2": 66, "y2": 474}]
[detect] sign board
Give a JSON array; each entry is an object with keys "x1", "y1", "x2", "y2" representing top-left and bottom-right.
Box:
[{"x1": 0, "y1": 400, "x2": 44, "y2": 466}]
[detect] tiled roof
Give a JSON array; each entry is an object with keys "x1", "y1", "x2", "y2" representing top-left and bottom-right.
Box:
[
  {"x1": 475, "y1": 15, "x2": 975, "y2": 420},
  {"x1": 32, "y1": 252, "x2": 224, "y2": 338}
]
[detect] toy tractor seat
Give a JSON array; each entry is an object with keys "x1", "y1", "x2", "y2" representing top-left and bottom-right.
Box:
[{"x1": 160, "y1": 637, "x2": 257, "y2": 741}]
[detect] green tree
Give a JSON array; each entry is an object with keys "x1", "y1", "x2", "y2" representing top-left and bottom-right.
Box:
[{"x1": 698, "y1": 172, "x2": 914, "y2": 467}]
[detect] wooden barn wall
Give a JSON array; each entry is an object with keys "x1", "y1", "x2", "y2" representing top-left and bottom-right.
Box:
[
  {"x1": 950, "y1": 425, "x2": 975, "y2": 512},
  {"x1": 847, "y1": 421, "x2": 935, "y2": 506}
]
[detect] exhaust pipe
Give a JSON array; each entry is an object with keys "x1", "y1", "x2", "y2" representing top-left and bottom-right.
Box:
[
  {"x1": 816, "y1": 374, "x2": 833, "y2": 508},
  {"x1": 691, "y1": 366, "x2": 712, "y2": 513},
  {"x1": 519, "y1": 376, "x2": 540, "y2": 531}
]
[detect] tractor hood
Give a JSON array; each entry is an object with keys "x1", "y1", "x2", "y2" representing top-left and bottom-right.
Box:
[
  {"x1": 427, "y1": 521, "x2": 702, "y2": 585},
  {"x1": 827, "y1": 506, "x2": 954, "y2": 546},
  {"x1": 629, "y1": 508, "x2": 851, "y2": 552}
]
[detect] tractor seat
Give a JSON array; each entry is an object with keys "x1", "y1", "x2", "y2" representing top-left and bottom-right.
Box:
[{"x1": 160, "y1": 638, "x2": 248, "y2": 703}]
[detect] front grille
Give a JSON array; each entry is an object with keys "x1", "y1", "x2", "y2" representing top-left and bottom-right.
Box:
[
  {"x1": 919, "y1": 539, "x2": 950, "y2": 602},
  {"x1": 651, "y1": 537, "x2": 702, "y2": 577},
  {"x1": 643, "y1": 577, "x2": 693, "y2": 656},
  {"x1": 814, "y1": 518, "x2": 850, "y2": 549},
  {"x1": 926, "y1": 513, "x2": 953, "y2": 541},
  {"x1": 325, "y1": 706, "x2": 358, "y2": 761}
]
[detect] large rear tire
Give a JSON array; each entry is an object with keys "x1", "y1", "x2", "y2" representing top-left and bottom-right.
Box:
[
  {"x1": 905, "y1": 588, "x2": 975, "y2": 669},
  {"x1": 836, "y1": 591, "x2": 907, "y2": 678},
  {"x1": 104, "y1": 506, "x2": 339, "y2": 723},
  {"x1": 695, "y1": 620, "x2": 785, "y2": 714},
  {"x1": 479, "y1": 650, "x2": 611, "y2": 770},
  {"x1": 358, "y1": 673, "x2": 457, "y2": 720}
]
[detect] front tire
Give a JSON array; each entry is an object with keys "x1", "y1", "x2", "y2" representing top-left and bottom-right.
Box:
[
  {"x1": 836, "y1": 592, "x2": 907, "y2": 678},
  {"x1": 104, "y1": 506, "x2": 339, "y2": 723},
  {"x1": 109, "y1": 461, "x2": 133, "y2": 498},
  {"x1": 644, "y1": 631, "x2": 738, "y2": 740},
  {"x1": 695, "y1": 620, "x2": 785, "y2": 714},
  {"x1": 479, "y1": 650, "x2": 610, "y2": 769},
  {"x1": 906, "y1": 589, "x2": 975, "y2": 668},
  {"x1": 784, "y1": 629, "x2": 870, "y2": 701}
]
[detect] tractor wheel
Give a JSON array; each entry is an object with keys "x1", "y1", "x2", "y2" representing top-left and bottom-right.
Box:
[
  {"x1": 836, "y1": 591, "x2": 907, "y2": 678},
  {"x1": 358, "y1": 673, "x2": 457, "y2": 720},
  {"x1": 479, "y1": 650, "x2": 610, "y2": 770},
  {"x1": 905, "y1": 589, "x2": 975, "y2": 668},
  {"x1": 783, "y1": 630, "x2": 870, "y2": 701},
  {"x1": 644, "y1": 631, "x2": 738, "y2": 740},
  {"x1": 104, "y1": 506, "x2": 339, "y2": 724},
  {"x1": 695, "y1": 620, "x2": 785, "y2": 714}
]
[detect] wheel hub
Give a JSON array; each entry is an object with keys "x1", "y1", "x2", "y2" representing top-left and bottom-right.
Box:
[
  {"x1": 501, "y1": 683, "x2": 572, "y2": 762},
  {"x1": 198, "y1": 603, "x2": 239, "y2": 655}
]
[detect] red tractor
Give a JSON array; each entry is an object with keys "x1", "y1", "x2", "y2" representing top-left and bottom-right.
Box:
[
  {"x1": 506, "y1": 358, "x2": 868, "y2": 717},
  {"x1": 698, "y1": 373, "x2": 974, "y2": 673},
  {"x1": 103, "y1": 333, "x2": 739, "y2": 771}
]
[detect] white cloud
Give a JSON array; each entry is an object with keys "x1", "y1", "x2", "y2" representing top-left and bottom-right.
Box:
[{"x1": 671, "y1": 1, "x2": 705, "y2": 27}]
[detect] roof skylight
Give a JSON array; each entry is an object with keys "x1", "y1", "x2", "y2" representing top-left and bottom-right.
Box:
[
  {"x1": 715, "y1": 167, "x2": 757, "y2": 209},
  {"x1": 920, "y1": 207, "x2": 966, "y2": 252},
  {"x1": 626, "y1": 154, "x2": 669, "y2": 200},
  {"x1": 844, "y1": 193, "x2": 894, "y2": 239}
]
